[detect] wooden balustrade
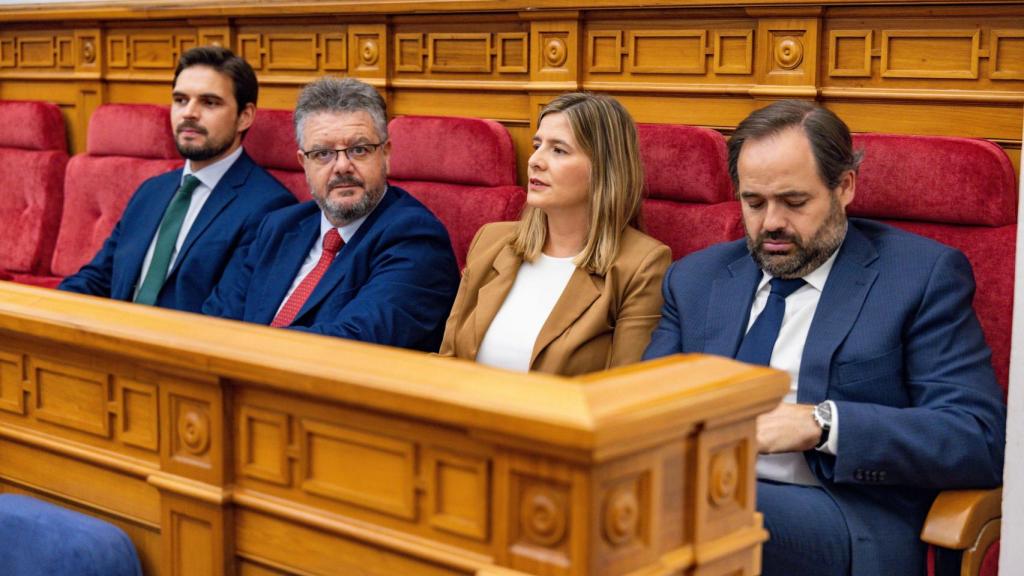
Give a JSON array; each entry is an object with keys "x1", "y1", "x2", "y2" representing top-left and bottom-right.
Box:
[
  {"x1": 0, "y1": 0, "x2": 1020, "y2": 181},
  {"x1": 0, "y1": 281, "x2": 787, "y2": 575}
]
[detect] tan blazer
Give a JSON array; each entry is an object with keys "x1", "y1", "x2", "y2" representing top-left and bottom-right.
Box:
[{"x1": 439, "y1": 221, "x2": 671, "y2": 376}]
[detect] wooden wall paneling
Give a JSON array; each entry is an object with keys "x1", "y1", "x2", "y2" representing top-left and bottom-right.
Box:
[
  {"x1": 753, "y1": 15, "x2": 820, "y2": 96},
  {"x1": 527, "y1": 13, "x2": 580, "y2": 93},
  {"x1": 104, "y1": 26, "x2": 196, "y2": 82}
]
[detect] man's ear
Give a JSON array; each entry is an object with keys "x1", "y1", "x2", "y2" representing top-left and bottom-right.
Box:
[
  {"x1": 236, "y1": 102, "x2": 256, "y2": 134},
  {"x1": 382, "y1": 139, "x2": 391, "y2": 174},
  {"x1": 836, "y1": 169, "x2": 856, "y2": 208},
  {"x1": 296, "y1": 149, "x2": 306, "y2": 169}
]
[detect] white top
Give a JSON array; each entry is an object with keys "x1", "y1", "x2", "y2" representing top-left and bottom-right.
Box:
[
  {"x1": 476, "y1": 253, "x2": 577, "y2": 372},
  {"x1": 135, "y1": 146, "x2": 244, "y2": 299},
  {"x1": 753, "y1": 247, "x2": 842, "y2": 486},
  {"x1": 273, "y1": 193, "x2": 379, "y2": 316}
]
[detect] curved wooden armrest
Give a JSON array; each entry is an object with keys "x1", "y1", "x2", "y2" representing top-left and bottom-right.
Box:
[{"x1": 920, "y1": 487, "x2": 1002, "y2": 549}]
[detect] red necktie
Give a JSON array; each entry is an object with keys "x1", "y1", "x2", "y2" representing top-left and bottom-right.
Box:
[{"x1": 271, "y1": 229, "x2": 343, "y2": 327}]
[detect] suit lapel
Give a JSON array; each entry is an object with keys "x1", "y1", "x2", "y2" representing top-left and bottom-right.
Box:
[
  {"x1": 472, "y1": 245, "x2": 522, "y2": 355},
  {"x1": 798, "y1": 223, "x2": 879, "y2": 403},
  {"x1": 704, "y1": 254, "x2": 761, "y2": 357},
  {"x1": 169, "y1": 154, "x2": 250, "y2": 277},
  {"x1": 256, "y1": 214, "x2": 319, "y2": 324},
  {"x1": 116, "y1": 172, "x2": 182, "y2": 298},
  {"x1": 530, "y1": 268, "x2": 601, "y2": 367}
]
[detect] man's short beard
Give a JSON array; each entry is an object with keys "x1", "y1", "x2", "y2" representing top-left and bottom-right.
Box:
[
  {"x1": 175, "y1": 123, "x2": 234, "y2": 162},
  {"x1": 312, "y1": 171, "x2": 387, "y2": 226},
  {"x1": 746, "y1": 193, "x2": 847, "y2": 279}
]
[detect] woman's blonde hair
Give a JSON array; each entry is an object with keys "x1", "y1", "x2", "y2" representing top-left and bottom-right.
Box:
[{"x1": 511, "y1": 92, "x2": 644, "y2": 275}]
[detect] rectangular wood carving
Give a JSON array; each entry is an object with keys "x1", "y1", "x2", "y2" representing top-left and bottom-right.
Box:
[
  {"x1": 171, "y1": 512, "x2": 213, "y2": 576},
  {"x1": 395, "y1": 33, "x2": 424, "y2": 72},
  {"x1": 266, "y1": 34, "x2": 319, "y2": 71},
  {"x1": 299, "y1": 419, "x2": 417, "y2": 520},
  {"x1": 0, "y1": 350, "x2": 24, "y2": 415},
  {"x1": 991, "y1": 30, "x2": 1024, "y2": 80},
  {"x1": 829, "y1": 30, "x2": 873, "y2": 77},
  {"x1": 496, "y1": 32, "x2": 528, "y2": 73},
  {"x1": 429, "y1": 33, "x2": 492, "y2": 73},
  {"x1": 240, "y1": 405, "x2": 290, "y2": 486},
  {"x1": 57, "y1": 37, "x2": 73, "y2": 68},
  {"x1": 18, "y1": 37, "x2": 55, "y2": 68},
  {"x1": 629, "y1": 30, "x2": 707, "y2": 74},
  {"x1": 322, "y1": 33, "x2": 347, "y2": 71},
  {"x1": 108, "y1": 35, "x2": 128, "y2": 68},
  {"x1": 130, "y1": 35, "x2": 177, "y2": 70},
  {"x1": 0, "y1": 39, "x2": 15, "y2": 67},
  {"x1": 714, "y1": 29, "x2": 753, "y2": 75},
  {"x1": 118, "y1": 377, "x2": 159, "y2": 451},
  {"x1": 881, "y1": 30, "x2": 980, "y2": 79},
  {"x1": 425, "y1": 447, "x2": 490, "y2": 540},
  {"x1": 238, "y1": 34, "x2": 262, "y2": 69},
  {"x1": 588, "y1": 31, "x2": 623, "y2": 74},
  {"x1": 31, "y1": 358, "x2": 111, "y2": 438}
]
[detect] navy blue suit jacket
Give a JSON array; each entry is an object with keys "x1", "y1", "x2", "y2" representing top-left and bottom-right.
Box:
[
  {"x1": 202, "y1": 186, "x2": 460, "y2": 352},
  {"x1": 644, "y1": 218, "x2": 1006, "y2": 575},
  {"x1": 59, "y1": 151, "x2": 296, "y2": 313}
]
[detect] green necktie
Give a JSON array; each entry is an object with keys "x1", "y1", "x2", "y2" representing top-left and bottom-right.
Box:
[{"x1": 134, "y1": 174, "x2": 201, "y2": 305}]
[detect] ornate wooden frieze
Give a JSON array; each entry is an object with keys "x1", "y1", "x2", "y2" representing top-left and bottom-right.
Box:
[
  {"x1": 391, "y1": 22, "x2": 529, "y2": 85},
  {"x1": 0, "y1": 30, "x2": 77, "y2": 74},
  {"x1": 106, "y1": 29, "x2": 197, "y2": 77},
  {"x1": 694, "y1": 418, "x2": 756, "y2": 545},
  {"x1": 237, "y1": 26, "x2": 347, "y2": 74},
  {"x1": 757, "y1": 17, "x2": 819, "y2": 88},
  {"x1": 0, "y1": 347, "x2": 161, "y2": 459}
]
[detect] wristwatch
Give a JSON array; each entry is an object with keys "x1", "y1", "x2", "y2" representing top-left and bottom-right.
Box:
[{"x1": 813, "y1": 401, "x2": 832, "y2": 450}]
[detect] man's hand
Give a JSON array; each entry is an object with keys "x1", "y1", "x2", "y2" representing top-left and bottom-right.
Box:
[{"x1": 757, "y1": 402, "x2": 820, "y2": 454}]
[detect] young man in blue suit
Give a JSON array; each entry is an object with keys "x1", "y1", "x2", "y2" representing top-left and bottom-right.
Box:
[
  {"x1": 203, "y1": 77, "x2": 459, "y2": 352},
  {"x1": 643, "y1": 101, "x2": 1005, "y2": 576},
  {"x1": 59, "y1": 46, "x2": 295, "y2": 312}
]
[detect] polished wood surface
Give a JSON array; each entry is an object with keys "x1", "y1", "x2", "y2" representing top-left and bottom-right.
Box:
[
  {"x1": 0, "y1": 0, "x2": 1019, "y2": 182},
  {"x1": 0, "y1": 281, "x2": 788, "y2": 575}
]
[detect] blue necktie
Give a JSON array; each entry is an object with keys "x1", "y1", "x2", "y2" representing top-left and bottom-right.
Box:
[{"x1": 735, "y1": 277, "x2": 806, "y2": 366}]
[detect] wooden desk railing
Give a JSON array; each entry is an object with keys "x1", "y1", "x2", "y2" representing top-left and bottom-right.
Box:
[{"x1": 0, "y1": 281, "x2": 787, "y2": 576}]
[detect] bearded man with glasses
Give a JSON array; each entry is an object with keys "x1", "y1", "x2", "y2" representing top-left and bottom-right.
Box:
[{"x1": 203, "y1": 76, "x2": 459, "y2": 351}]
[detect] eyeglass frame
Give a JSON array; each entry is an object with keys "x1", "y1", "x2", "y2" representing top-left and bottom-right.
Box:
[{"x1": 300, "y1": 140, "x2": 388, "y2": 165}]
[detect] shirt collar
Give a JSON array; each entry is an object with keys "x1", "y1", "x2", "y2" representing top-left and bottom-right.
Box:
[
  {"x1": 317, "y1": 188, "x2": 388, "y2": 243},
  {"x1": 183, "y1": 145, "x2": 244, "y2": 191},
  {"x1": 756, "y1": 229, "x2": 846, "y2": 293}
]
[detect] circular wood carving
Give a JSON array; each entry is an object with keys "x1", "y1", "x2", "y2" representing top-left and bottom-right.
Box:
[
  {"x1": 603, "y1": 486, "x2": 639, "y2": 547},
  {"x1": 774, "y1": 37, "x2": 803, "y2": 70},
  {"x1": 544, "y1": 38, "x2": 567, "y2": 68},
  {"x1": 178, "y1": 408, "x2": 210, "y2": 455},
  {"x1": 709, "y1": 449, "x2": 739, "y2": 507},
  {"x1": 361, "y1": 39, "x2": 379, "y2": 66},
  {"x1": 520, "y1": 485, "x2": 567, "y2": 547},
  {"x1": 81, "y1": 41, "x2": 95, "y2": 64}
]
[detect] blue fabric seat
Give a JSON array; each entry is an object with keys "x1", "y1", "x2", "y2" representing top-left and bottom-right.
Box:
[{"x1": 0, "y1": 494, "x2": 142, "y2": 576}]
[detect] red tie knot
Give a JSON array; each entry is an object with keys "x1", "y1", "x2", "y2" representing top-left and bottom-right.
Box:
[{"x1": 323, "y1": 228, "x2": 343, "y2": 255}]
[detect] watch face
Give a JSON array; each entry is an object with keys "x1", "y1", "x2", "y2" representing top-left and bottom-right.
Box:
[{"x1": 815, "y1": 402, "x2": 832, "y2": 427}]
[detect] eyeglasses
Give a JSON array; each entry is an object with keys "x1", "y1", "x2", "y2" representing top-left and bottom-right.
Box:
[{"x1": 301, "y1": 141, "x2": 387, "y2": 165}]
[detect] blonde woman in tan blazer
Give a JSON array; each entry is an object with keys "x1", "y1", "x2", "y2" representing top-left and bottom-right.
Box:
[{"x1": 439, "y1": 93, "x2": 671, "y2": 376}]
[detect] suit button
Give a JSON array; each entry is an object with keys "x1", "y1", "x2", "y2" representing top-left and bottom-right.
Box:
[
  {"x1": 879, "y1": 471, "x2": 887, "y2": 482},
  {"x1": 855, "y1": 469, "x2": 865, "y2": 481}
]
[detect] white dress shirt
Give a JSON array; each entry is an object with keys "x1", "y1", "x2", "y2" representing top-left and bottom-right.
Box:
[
  {"x1": 752, "y1": 248, "x2": 842, "y2": 486},
  {"x1": 134, "y1": 146, "x2": 244, "y2": 298},
  {"x1": 273, "y1": 194, "x2": 379, "y2": 316},
  {"x1": 476, "y1": 253, "x2": 577, "y2": 372}
]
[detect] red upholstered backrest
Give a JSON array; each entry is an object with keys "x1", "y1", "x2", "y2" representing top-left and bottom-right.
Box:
[
  {"x1": 50, "y1": 104, "x2": 182, "y2": 278},
  {"x1": 637, "y1": 123, "x2": 742, "y2": 260},
  {"x1": 388, "y1": 115, "x2": 524, "y2": 267},
  {"x1": 850, "y1": 133, "x2": 1018, "y2": 392},
  {"x1": 245, "y1": 108, "x2": 310, "y2": 202},
  {"x1": 0, "y1": 100, "x2": 69, "y2": 276}
]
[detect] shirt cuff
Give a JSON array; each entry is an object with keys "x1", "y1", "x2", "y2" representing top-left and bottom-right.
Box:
[{"x1": 816, "y1": 400, "x2": 839, "y2": 455}]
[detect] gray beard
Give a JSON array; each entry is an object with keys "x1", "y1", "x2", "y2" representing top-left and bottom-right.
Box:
[{"x1": 316, "y1": 185, "x2": 386, "y2": 226}]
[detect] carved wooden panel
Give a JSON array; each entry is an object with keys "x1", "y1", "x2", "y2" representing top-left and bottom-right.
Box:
[
  {"x1": 30, "y1": 358, "x2": 111, "y2": 438},
  {"x1": 629, "y1": 30, "x2": 707, "y2": 74},
  {"x1": 393, "y1": 27, "x2": 528, "y2": 80},
  {"x1": 588, "y1": 30, "x2": 623, "y2": 74},
  {"x1": 118, "y1": 377, "x2": 159, "y2": 451},
  {"x1": 758, "y1": 18, "x2": 819, "y2": 87},
  {"x1": 299, "y1": 418, "x2": 417, "y2": 520},
  {"x1": 496, "y1": 32, "x2": 529, "y2": 73},
  {"x1": 0, "y1": 350, "x2": 24, "y2": 415},
  {"x1": 162, "y1": 378, "x2": 223, "y2": 485},
  {"x1": 429, "y1": 33, "x2": 491, "y2": 73},
  {"x1": 829, "y1": 30, "x2": 873, "y2": 77},
  {"x1": 236, "y1": 27, "x2": 347, "y2": 76},
  {"x1": 991, "y1": 29, "x2": 1024, "y2": 80},
  {"x1": 349, "y1": 25, "x2": 385, "y2": 77},
  {"x1": 714, "y1": 29, "x2": 754, "y2": 75},
  {"x1": 424, "y1": 447, "x2": 490, "y2": 540},
  {"x1": 694, "y1": 419, "x2": 756, "y2": 545},
  {"x1": 882, "y1": 30, "x2": 980, "y2": 79},
  {"x1": 105, "y1": 30, "x2": 196, "y2": 73},
  {"x1": 239, "y1": 405, "x2": 291, "y2": 486},
  {"x1": 531, "y1": 19, "x2": 578, "y2": 86},
  {"x1": 0, "y1": 31, "x2": 75, "y2": 71}
]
